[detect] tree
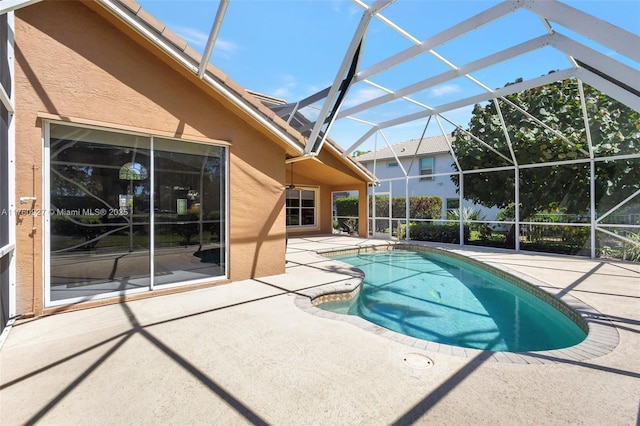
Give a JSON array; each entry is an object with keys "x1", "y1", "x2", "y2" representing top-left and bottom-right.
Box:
[{"x1": 451, "y1": 77, "x2": 640, "y2": 235}]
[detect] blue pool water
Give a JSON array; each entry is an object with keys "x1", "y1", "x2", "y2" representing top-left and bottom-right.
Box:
[{"x1": 320, "y1": 250, "x2": 586, "y2": 352}]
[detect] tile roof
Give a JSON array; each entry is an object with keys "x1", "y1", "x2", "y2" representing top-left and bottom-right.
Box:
[
  {"x1": 355, "y1": 135, "x2": 454, "y2": 162},
  {"x1": 95, "y1": 0, "x2": 374, "y2": 181},
  {"x1": 109, "y1": 0, "x2": 306, "y2": 149}
]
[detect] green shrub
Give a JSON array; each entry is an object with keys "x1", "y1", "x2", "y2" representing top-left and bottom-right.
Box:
[
  {"x1": 398, "y1": 223, "x2": 469, "y2": 243},
  {"x1": 600, "y1": 231, "x2": 640, "y2": 262},
  {"x1": 334, "y1": 196, "x2": 360, "y2": 233},
  {"x1": 560, "y1": 225, "x2": 590, "y2": 246},
  {"x1": 335, "y1": 196, "x2": 359, "y2": 217},
  {"x1": 370, "y1": 196, "x2": 442, "y2": 219},
  {"x1": 627, "y1": 232, "x2": 640, "y2": 262}
]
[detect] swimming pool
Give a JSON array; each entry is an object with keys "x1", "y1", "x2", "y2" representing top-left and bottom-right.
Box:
[{"x1": 319, "y1": 249, "x2": 587, "y2": 352}]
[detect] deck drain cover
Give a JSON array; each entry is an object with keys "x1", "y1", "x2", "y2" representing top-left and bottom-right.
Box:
[{"x1": 402, "y1": 353, "x2": 434, "y2": 369}]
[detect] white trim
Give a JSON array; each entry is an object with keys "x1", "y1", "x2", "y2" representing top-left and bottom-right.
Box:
[
  {"x1": 285, "y1": 186, "x2": 320, "y2": 231},
  {"x1": 42, "y1": 121, "x2": 51, "y2": 306},
  {"x1": 0, "y1": 0, "x2": 42, "y2": 15},
  {"x1": 37, "y1": 113, "x2": 232, "y2": 146},
  {"x1": 418, "y1": 157, "x2": 434, "y2": 181},
  {"x1": 149, "y1": 136, "x2": 155, "y2": 290},
  {"x1": 223, "y1": 147, "x2": 229, "y2": 279}
]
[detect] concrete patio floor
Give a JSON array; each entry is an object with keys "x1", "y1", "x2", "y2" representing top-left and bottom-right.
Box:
[{"x1": 1, "y1": 236, "x2": 639, "y2": 425}]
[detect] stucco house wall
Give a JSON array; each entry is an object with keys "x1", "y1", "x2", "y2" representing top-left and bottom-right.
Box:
[
  {"x1": 10, "y1": 1, "x2": 371, "y2": 317},
  {"x1": 9, "y1": 0, "x2": 374, "y2": 316}
]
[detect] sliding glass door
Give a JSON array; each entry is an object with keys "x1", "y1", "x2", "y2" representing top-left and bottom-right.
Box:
[{"x1": 45, "y1": 123, "x2": 227, "y2": 305}]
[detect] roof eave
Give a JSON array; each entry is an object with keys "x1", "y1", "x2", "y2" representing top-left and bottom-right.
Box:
[
  {"x1": 323, "y1": 139, "x2": 377, "y2": 183},
  {"x1": 95, "y1": 0, "x2": 305, "y2": 156}
]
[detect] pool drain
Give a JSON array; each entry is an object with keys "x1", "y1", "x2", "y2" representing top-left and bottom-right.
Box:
[{"x1": 402, "y1": 353, "x2": 434, "y2": 369}]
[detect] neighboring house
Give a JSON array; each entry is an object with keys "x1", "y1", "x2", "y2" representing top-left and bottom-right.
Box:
[
  {"x1": 356, "y1": 135, "x2": 460, "y2": 218},
  {"x1": 356, "y1": 135, "x2": 498, "y2": 220},
  {"x1": 0, "y1": 0, "x2": 373, "y2": 322}
]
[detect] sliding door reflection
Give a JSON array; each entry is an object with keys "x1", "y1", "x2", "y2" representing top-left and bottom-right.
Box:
[
  {"x1": 153, "y1": 139, "x2": 225, "y2": 286},
  {"x1": 49, "y1": 125, "x2": 151, "y2": 301}
]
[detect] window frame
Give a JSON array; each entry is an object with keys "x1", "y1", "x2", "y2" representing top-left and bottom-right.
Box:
[
  {"x1": 43, "y1": 120, "x2": 229, "y2": 306},
  {"x1": 286, "y1": 186, "x2": 319, "y2": 231},
  {"x1": 446, "y1": 198, "x2": 460, "y2": 215},
  {"x1": 419, "y1": 157, "x2": 434, "y2": 181}
]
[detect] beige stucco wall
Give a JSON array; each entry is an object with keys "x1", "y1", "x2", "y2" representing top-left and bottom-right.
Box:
[
  {"x1": 286, "y1": 168, "x2": 368, "y2": 237},
  {"x1": 14, "y1": 1, "x2": 287, "y2": 315}
]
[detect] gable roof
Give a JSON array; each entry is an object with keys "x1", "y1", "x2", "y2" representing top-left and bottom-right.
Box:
[
  {"x1": 356, "y1": 135, "x2": 453, "y2": 162},
  {"x1": 78, "y1": 0, "x2": 375, "y2": 183}
]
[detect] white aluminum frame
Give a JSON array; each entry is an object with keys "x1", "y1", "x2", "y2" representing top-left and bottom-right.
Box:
[
  {"x1": 304, "y1": 0, "x2": 395, "y2": 155},
  {"x1": 322, "y1": 0, "x2": 639, "y2": 158},
  {"x1": 334, "y1": 2, "x2": 639, "y2": 258},
  {"x1": 150, "y1": 0, "x2": 638, "y2": 259},
  {"x1": 197, "y1": 0, "x2": 229, "y2": 79},
  {"x1": 0, "y1": 10, "x2": 17, "y2": 327}
]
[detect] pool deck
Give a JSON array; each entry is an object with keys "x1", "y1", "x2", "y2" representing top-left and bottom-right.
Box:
[{"x1": 1, "y1": 235, "x2": 639, "y2": 425}]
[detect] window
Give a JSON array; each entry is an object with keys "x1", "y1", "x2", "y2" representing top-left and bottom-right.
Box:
[
  {"x1": 387, "y1": 161, "x2": 398, "y2": 167},
  {"x1": 286, "y1": 188, "x2": 317, "y2": 228},
  {"x1": 446, "y1": 198, "x2": 460, "y2": 210},
  {"x1": 420, "y1": 157, "x2": 434, "y2": 180},
  {"x1": 46, "y1": 123, "x2": 227, "y2": 304}
]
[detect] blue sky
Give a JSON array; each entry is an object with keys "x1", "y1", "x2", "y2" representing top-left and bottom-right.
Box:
[{"x1": 136, "y1": 0, "x2": 640, "y2": 153}]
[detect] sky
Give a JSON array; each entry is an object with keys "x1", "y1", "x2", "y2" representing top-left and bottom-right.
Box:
[{"x1": 136, "y1": 0, "x2": 640, "y2": 153}]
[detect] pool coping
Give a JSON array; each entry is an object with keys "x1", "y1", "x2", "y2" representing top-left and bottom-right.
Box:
[{"x1": 293, "y1": 243, "x2": 620, "y2": 364}]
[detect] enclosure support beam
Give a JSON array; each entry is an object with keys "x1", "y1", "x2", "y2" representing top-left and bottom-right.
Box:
[
  {"x1": 304, "y1": 0, "x2": 394, "y2": 155},
  {"x1": 590, "y1": 160, "x2": 596, "y2": 259},
  {"x1": 405, "y1": 177, "x2": 410, "y2": 241},
  {"x1": 493, "y1": 99, "x2": 517, "y2": 165},
  {"x1": 459, "y1": 173, "x2": 464, "y2": 247},
  {"x1": 1, "y1": 10, "x2": 17, "y2": 330},
  {"x1": 197, "y1": 0, "x2": 230, "y2": 79},
  {"x1": 353, "y1": 1, "x2": 522, "y2": 83},
  {"x1": 524, "y1": 0, "x2": 640, "y2": 62},
  {"x1": 597, "y1": 188, "x2": 640, "y2": 225},
  {"x1": 339, "y1": 34, "x2": 553, "y2": 120},
  {"x1": 361, "y1": 68, "x2": 576, "y2": 138},
  {"x1": 514, "y1": 167, "x2": 520, "y2": 253}
]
